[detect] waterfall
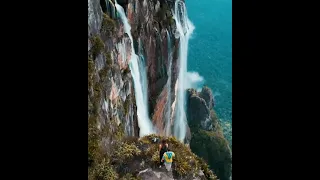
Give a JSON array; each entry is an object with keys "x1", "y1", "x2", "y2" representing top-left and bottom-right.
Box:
[
  {"x1": 173, "y1": 0, "x2": 195, "y2": 142},
  {"x1": 138, "y1": 38, "x2": 149, "y2": 109},
  {"x1": 115, "y1": 1, "x2": 154, "y2": 137},
  {"x1": 165, "y1": 29, "x2": 172, "y2": 136},
  {"x1": 105, "y1": 0, "x2": 116, "y2": 19}
]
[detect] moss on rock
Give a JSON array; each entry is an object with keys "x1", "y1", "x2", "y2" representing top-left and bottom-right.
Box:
[
  {"x1": 92, "y1": 158, "x2": 119, "y2": 180},
  {"x1": 113, "y1": 141, "x2": 142, "y2": 164},
  {"x1": 138, "y1": 135, "x2": 218, "y2": 179},
  {"x1": 101, "y1": 13, "x2": 116, "y2": 36},
  {"x1": 123, "y1": 96, "x2": 131, "y2": 115},
  {"x1": 90, "y1": 35, "x2": 105, "y2": 59},
  {"x1": 190, "y1": 128, "x2": 232, "y2": 180},
  {"x1": 88, "y1": 58, "x2": 95, "y2": 88},
  {"x1": 89, "y1": 131, "x2": 217, "y2": 180},
  {"x1": 99, "y1": 68, "x2": 108, "y2": 82},
  {"x1": 105, "y1": 52, "x2": 113, "y2": 66}
]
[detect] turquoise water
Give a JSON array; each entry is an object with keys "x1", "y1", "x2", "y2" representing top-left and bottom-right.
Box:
[{"x1": 186, "y1": 0, "x2": 232, "y2": 123}]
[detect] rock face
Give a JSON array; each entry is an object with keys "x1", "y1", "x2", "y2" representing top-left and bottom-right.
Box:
[
  {"x1": 186, "y1": 88, "x2": 217, "y2": 131},
  {"x1": 109, "y1": 135, "x2": 218, "y2": 180},
  {"x1": 186, "y1": 87, "x2": 232, "y2": 180},
  {"x1": 124, "y1": 0, "x2": 179, "y2": 133},
  {"x1": 90, "y1": 0, "x2": 182, "y2": 137},
  {"x1": 88, "y1": 0, "x2": 139, "y2": 163},
  {"x1": 88, "y1": 0, "x2": 182, "y2": 179},
  {"x1": 138, "y1": 168, "x2": 174, "y2": 180},
  {"x1": 88, "y1": 0, "x2": 231, "y2": 180}
]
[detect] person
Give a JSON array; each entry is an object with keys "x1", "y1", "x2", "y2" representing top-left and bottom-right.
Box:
[
  {"x1": 159, "y1": 139, "x2": 168, "y2": 168},
  {"x1": 161, "y1": 149, "x2": 175, "y2": 172}
]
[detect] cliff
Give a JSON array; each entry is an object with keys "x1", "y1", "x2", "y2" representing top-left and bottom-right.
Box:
[
  {"x1": 88, "y1": 0, "x2": 180, "y2": 153},
  {"x1": 89, "y1": 134, "x2": 218, "y2": 180},
  {"x1": 186, "y1": 87, "x2": 232, "y2": 180},
  {"x1": 88, "y1": 0, "x2": 231, "y2": 180}
]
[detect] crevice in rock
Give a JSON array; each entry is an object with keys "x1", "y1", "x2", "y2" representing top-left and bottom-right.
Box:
[{"x1": 100, "y1": 0, "x2": 107, "y2": 13}]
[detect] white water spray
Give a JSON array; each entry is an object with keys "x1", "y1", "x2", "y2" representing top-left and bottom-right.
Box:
[
  {"x1": 115, "y1": 1, "x2": 154, "y2": 137},
  {"x1": 165, "y1": 29, "x2": 172, "y2": 136},
  {"x1": 173, "y1": 0, "x2": 195, "y2": 142}
]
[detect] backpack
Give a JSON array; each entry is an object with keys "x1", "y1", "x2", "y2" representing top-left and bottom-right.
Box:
[{"x1": 166, "y1": 152, "x2": 173, "y2": 159}]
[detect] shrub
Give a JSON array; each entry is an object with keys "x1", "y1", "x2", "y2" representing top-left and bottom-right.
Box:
[
  {"x1": 190, "y1": 129, "x2": 231, "y2": 180},
  {"x1": 101, "y1": 13, "x2": 116, "y2": 36},
  {"x1": 113, "y1": 142, "x2": 141, "y2": 164},
  {"x1": 94, "y1": 158, "x2": 119, "y2": 180},
  {"x1": 90, "y1": 35, "x2": 105, "y2": 59},
  {"x1": 105, "y1": 52, "x2": 113, "y2": 66}
]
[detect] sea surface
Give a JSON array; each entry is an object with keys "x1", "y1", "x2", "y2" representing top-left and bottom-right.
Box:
[{"x1": 186, "y1": 0, "x2": 232, "y2": 140}]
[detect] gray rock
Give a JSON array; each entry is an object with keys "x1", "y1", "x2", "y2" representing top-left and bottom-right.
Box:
[
  {"x1": 199, "y1": 86, "x2": 214, "y2": 109},
  {"x1": 95, "y1": 53, "x2": 105, "y2": 71},
  {"x1": 88, "y1": 0, "x2": 103, "y2": 35},
  {"x1": 138, "y1": 168, "x2": 174, "y2": 180}
]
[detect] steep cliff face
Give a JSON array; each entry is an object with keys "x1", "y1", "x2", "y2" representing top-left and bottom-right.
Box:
[
  {"x1": 88, "y1": 0, "x2": 231, "y2": 180},
  {"x1": 186, "y1": 87, "x2": 232, "y2": 180},
  {"x1": 88, "y1": 0, "x2": 181, "y2": 178},
  {"x1": 98, "y1": 0, "x2": 180, "y2": 135},
  {"x1": 123, "y1": 0, "x2": 179, "y2": 135}
]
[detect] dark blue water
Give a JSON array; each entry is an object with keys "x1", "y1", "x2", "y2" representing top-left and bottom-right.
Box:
[{"x1": 186, "y1": 0, "x2": 232, "y2": 124}]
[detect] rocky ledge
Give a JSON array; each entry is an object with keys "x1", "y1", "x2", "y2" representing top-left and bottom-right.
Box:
[{"x1": 88, "y1": 134, "x2": 218, "y2": 180}]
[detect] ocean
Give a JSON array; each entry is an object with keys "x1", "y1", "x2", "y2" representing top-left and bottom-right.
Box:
[{"x1": 186, "y1": 0, "x2": 232, "y2": 126}]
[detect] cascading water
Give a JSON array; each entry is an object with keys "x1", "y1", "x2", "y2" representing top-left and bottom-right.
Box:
[
  {"x1": 115, "y1": 1, "x2": 154, "y2": 137},
  {"x1": 165, "y1": 29, "x2": 172, "y2": 136},
  {"x1": 137, "y1": 38, "x2": 149, "y2": 108},
  {"x1": 173, "y1": 0, "x2": 195, "y2": 142}
]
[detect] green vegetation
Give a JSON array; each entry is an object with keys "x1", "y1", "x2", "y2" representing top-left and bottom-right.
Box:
[
  {"x1": 90, "y1": 35, "x2": 105, "y2": 59},
  {"x1": 113, "y1": 141, "x2": 142, "y2": 164},
  {"x1": 190, "y1": 128, "x2": 231, "y2": 180},
  {"x1": 101, "y1": 13, "x2": 116, "y2": 36},
  {"x1": 98, "y1": 68, "x2": 108, "y2": 82},
  {"x1": 89, "y1": 129, "x2": 218, "y2": 179},
  {"x1": 123, "y1": 96, "x2": 131, "y2": 115},
  {"x1": 168, "y1": 15, "x2": 175, "y2": 26},
  {"x1": 154, "y1": 3, "x2": 175, "y2": 29},
  {"x1": 88, "y1": 58, "x2": 95, "y2": 74},
  {"x1": 88, "y1": 58, "x2": 95, "y2": 88},
  {"x1": 105, "y1": 52, "x2": 113, "y2": 66},
  {"x1": 155, "y1": 3, "x2": 170, "y2": 21},
  {"x1": 88, "y1": 115, "x2": 99, "y2": 167},
  {"x1": 139, "y1": 135, "x2": 218, "y2": 179},
  {"x1": 115, "y1": 122, "x2": 125, "y2": 140},
  {"x1": 91, "y1": 158, "x2": 119, "y2": 180}
]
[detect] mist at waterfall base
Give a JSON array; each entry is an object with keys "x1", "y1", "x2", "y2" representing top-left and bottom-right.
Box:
[{"x1": 186, "y1": 0, "x2": 232, "y2": 125}]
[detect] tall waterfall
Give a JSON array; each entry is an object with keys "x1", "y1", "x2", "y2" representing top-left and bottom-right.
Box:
[
  {"x1": 165, "y1": 29, "x2": 172, "y2": 136},
  {"x1": 173, "y1": 0, "x2": 195, "y2": 142},
  {"x1": 115, "y1": 1, "x2": 154, "y2": 137}
]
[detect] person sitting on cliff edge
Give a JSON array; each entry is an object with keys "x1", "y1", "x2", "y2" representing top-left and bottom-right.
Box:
[
  {"x1": 159, "y1": 139, "x2": 169, "y2": 168},
  {"x1": 161, "y1": 148, "x2": 175, "y2": 172}
]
